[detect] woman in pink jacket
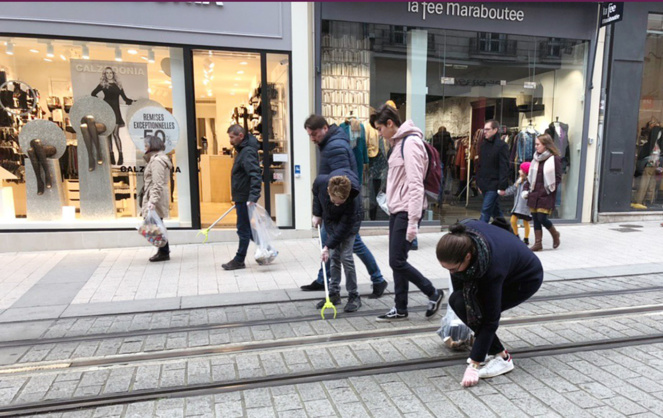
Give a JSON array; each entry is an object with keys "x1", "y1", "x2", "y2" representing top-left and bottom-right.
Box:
[{"x1": 370, "y1": 104, "x2": 443, "y2": 322}]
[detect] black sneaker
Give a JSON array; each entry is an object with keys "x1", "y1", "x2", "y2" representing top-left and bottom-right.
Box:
[
  {"x1": 344, "y1": 294, "x2": 362, "y2": 312},
  {"x1": 149, "y1": 252, "x2": 170, "y2": 262},
  {"x1": 222, "y1": 259, "x2": 245, "y2": 270},
  {"x1": 300, "y1": 280, "x2": 325, "y2": 291},
  {"x1": 425, "y1": 289, "x2": 444, "y2": 318},
  {"x1": 368, "y1": 280, "x2": 388, "y2": 299},
  {"x1": 316, "y1": 293, "x2": 341, "y2": 309},
  {"x1": 376, "y1": 307, "x2": 408, "y2": 322}
]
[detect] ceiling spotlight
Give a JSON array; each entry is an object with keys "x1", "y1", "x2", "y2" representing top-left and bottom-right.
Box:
[
  {"x1": 46, "y1": 42, "x2": 54, "y2": 58},
  {"x1": 44, "y1": 58, "x2": 52, "y2": 62},
  {"x1": 148, "y1": 49, "x2": 155, "y2": 63},
  {"x1": 60, "y1": 54, "x2": 67, "y2": 61},
  {"x1": 207, "y1": 90, "x2": 212, "y2": 97},
  {"x1": 237, "y1": 70, "x2": 244, "y2": 75},
  {"x1": 115, "y1": 46, "x2": 122, "y2": 62},
  {"x1": 140, "y1": 56, "x2": 148, "y2": 61},
  {"x1": 128, "y1": 49, "x2": 138, "y2": 55},
  {"x1": 234, "y1": 77, "x2": 241, "y2": 81},
  {"x1": 6, "y1": 41, "x2": 13, "y2": 55},
  {"x1": 203, "y1": 79, "x2": 209, "y2": 85},
  {"x1": 82, "y1": 44, "x2": 89, "y2": 59},
  {"x1": 29, "y1": 49, "x2": 39, "y2": 53},
  {"x1": 148, "y1": 88, "x2": 152, "y2": 94},
  {"x1": 239, "y1": 61, "x2": 248, "y2": 65}
]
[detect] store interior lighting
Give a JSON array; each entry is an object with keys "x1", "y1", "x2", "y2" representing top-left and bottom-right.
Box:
[
  {"x1": 148, "y1": 49, "x2": 155, "y2": 63},
  {"x1": 82, "y1": 44, "x2": 89, "y2": 59},
  {"x1": 46, "y1": 42, "x2": 54, "y2": 58},
  {"x1": 115, "y1": 46, "x2": 122, "y2": 62},
  {"x1": 6, "y1": 41, "x2": 13, "y2": 55}
]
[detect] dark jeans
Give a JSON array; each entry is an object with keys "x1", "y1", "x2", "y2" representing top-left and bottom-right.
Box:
[
  {"x1": 532, "y1": 212, "x2": 553, "y2": 230},
  {"x1": 234, "y1": 202, "x2": 252, "y2": 263},
  {"x1": 316, "y1": 224, "x2": 384, "y2": 285},
  {"x1": 480, "y1": 190, "x2": 504, "y2": 223},
  {"x1": 369, "y1": 179, "x2": 382, "y2": 220},
  {"x1": 448, "y1": 276, "x2": 542, "y2": 357},
  {"x1": 389, "y1": 211, "x2": 435, "y2": 313}
]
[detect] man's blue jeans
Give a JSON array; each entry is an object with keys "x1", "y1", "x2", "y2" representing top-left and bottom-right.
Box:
[
  {"x1": 316, "y1": 225, "x2": 384, "y2": 285},
  {"x1": 480, "y1": 190, "x2": 504, "y2": 223}
]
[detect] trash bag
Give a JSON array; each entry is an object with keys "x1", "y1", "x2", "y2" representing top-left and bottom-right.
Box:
[
  {"x1": 436, "y1": 277, "x2": 474, "y2": 350},
  {"x1": 248, "y1": 203, "x2": 280, "y2": 265},
  {"x1": 138, "y1": 209, "x2": 168, "y2": 248},
  {"x1": 376, "y1": 191, "x2": 389, "y2": 215}
]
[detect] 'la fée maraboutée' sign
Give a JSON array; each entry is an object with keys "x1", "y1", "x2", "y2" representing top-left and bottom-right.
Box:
[{"x1": 407, "y1": 2, "x2": 525, "y2": 22}]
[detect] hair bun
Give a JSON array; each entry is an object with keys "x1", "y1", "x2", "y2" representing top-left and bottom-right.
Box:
[{"x1": 448, "y1": 223, "x2": 466, "y2": 234}]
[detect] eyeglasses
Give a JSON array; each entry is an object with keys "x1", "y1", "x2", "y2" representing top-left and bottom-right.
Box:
[{"x1": 483, "y1": 128, "x2": 496, "y2": 131}]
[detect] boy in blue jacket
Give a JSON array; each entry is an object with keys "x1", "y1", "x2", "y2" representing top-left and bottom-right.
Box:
[{"x1": 312, "y1": 168, "x2": 363, "y2": 312}]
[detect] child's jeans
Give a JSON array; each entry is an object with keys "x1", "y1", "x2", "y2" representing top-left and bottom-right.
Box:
[{"x1": 329, "y1": 234, "x2": 357, "y2": 296}]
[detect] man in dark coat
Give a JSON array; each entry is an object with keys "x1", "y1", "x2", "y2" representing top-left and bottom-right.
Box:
[
  {"x1": 476, "y1": 120, "x2": 509, "y2": 223},
  {"x1": 302, "y1": 114, "x2": 388, "y2": 298},
  {"x1": 222, "y1": 124, "x2": 261, "y2": 271}
]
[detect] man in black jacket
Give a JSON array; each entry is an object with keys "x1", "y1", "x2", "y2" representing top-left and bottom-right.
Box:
[
  {"x1": 222, "y1": 124, "x2": 261, "y2": 271},
  {"x1": 477, "y1": 120, "x2": 509, "y2": 223},
  {"x1": 302, "y1": 115, "x2": 388, "y2": 298}
]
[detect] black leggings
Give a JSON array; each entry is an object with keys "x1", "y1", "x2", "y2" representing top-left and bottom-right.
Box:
[{"x1": 532, "y1": 212, "x2": 553, "y2": 230}]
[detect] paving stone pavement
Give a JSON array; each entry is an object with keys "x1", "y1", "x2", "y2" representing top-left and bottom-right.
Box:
[{"x1": 13, "y1": 342, "x2": 663, "y2": 417}]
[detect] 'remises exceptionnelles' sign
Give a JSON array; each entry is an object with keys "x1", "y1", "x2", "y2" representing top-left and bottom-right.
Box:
[{"x1": 407, "y1": 2, "x2": 525, "y2": 22}]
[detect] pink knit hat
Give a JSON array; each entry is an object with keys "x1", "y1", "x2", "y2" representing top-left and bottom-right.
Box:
[{"x1": 520, "y1": 162, "x2": 531, "y2": 174}]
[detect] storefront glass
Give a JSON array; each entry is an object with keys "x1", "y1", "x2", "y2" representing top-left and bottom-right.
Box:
[
  {"x1": 0, "y1": 36, "x2": 190, "y2": 228},
  {"x1": 632, "y1": 14, "x2": 663, "y2": 211},
  {"x1": 321, "y1": 21, "x2": 588, "y2": 224}
]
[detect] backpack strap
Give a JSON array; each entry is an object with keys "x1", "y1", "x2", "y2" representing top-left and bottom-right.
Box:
[{"x1": 400, "y1": 136, "x2": 408, "y2": 159}]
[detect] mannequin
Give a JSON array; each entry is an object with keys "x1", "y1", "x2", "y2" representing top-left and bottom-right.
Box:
[
  {"x1": 26, "y1": 139, "x2": 56, "y2": 195},
  {"x1": 80, "y1": 115, "x2": 107, "y2": 172}
]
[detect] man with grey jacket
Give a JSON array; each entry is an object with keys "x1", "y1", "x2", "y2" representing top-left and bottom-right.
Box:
[{"x1": 222, "y1": 124, "x2": 262, "y2": 271}]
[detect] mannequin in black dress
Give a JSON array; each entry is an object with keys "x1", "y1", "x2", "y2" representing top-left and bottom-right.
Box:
[{"x1": 91, "y1": 67, "x2": 133, "y2": 166}]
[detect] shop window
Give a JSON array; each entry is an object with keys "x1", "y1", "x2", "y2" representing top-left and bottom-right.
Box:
[
  {"x1": 632, "y1": 14, "x2": 663, "y2": 211},
  {"x1": 0, "y1": 37, "x2": 189, "y2": 228},
  {"x1": 321, "y1": 21, "x2": 588, "y2": 225}
]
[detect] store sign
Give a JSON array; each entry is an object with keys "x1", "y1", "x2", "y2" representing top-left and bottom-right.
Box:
[
  {"x1": 128, "y1": 106, "x2": 180, "y2": 154},
  {"x1": 407, "y1": 2, "x2": 525, "y2": 22},
  {"x1": 600, "y1": 2, "x2": 623, "y2": 27}
]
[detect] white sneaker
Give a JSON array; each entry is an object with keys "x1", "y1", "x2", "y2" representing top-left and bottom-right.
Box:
[
  {"x1": 466, "y1": 355, "x2": 495, "y2": 366},
  {"x1": 478, "y1": 355, "x2": 514, "y2": 378}
]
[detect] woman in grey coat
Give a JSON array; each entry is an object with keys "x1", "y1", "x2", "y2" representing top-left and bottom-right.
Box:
[
  {"x1": 499, "y1": 162, "x2": 532, "y2": 245},
  {"x1": 142, "y1": 135, "x2": 173, "y2": 262}
]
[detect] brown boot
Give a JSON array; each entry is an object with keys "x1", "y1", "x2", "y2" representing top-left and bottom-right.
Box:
[
  {"x1": 530, "y1": 230, "x2": 543, "y2": 252},
  {"x1": 548, "y1": 226, "x2": 560, "y2": 249}
]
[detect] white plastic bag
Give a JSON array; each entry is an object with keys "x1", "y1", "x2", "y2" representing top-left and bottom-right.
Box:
[
  {"x1": 436, "y1": 277, "x2": 474, "y2": 350},
  {"x1": 376, "y1": 191, "x2": 389, "y2": 215},
  {"x1": 138, "y1": 209, "x2": 168, "y2": 247},
  {"x1": 248, "y1": 204, "x2": 280, "y2": 265}
]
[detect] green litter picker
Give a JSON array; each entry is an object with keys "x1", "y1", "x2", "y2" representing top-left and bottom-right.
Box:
[
  {"x1": 197, "y1": 205, "x2": 236, "y2": 243},
  {"x1": 317, "y1": 224, "x2": 337, "y2": 319}
]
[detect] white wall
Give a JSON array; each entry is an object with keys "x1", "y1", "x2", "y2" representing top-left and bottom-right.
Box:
[{"x1": 291, "y1": 2, "x2": 315, "y2": 230}]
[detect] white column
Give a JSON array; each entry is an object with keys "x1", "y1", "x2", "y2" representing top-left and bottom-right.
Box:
[
  {"x1": 406, "y1": 29, "x2": 428, "y2": 129},
  {"x1": 170, "y1": 47, "x2": 192, "y2": 227},
  {"x1": 291, "y1": 2, "x2": 315, "y2": 230}
]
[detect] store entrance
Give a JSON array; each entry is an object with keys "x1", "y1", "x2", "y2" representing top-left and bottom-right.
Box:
[{"x1": 193, "y1": 50, "x2": 292, "y2": 229}]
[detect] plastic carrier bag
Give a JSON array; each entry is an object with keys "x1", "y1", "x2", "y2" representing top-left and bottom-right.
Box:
[
  {"x1": 249, "y1": 204, "x2": 280, "y2": 265},
  {"x1": 436, "y1": 277, "x2": 474, "y2": 350},
  {"x1": 376, "y1": 191, "x2": 390, "y2": 215},
  {"x1": 138, "y1": 209, "x2": 168, "y2": 248}
]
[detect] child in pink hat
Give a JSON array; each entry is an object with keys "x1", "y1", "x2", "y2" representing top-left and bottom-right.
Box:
[{"x1": 498, "y1": 162, "x2": 532, "y2": 244}]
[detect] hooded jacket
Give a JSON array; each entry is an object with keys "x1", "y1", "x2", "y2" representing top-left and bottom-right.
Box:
[
  {"x1": 231, "y1": 134, "x2": 261, "y2": 203},
  {"x1": 312, "y1": 167, "x2": 362, "y2": 250},
  {"x1": 386, "y1": 120, "x2": 428, "y2": 227},
  {"x1": 142, "y1": 151, "x2": 173, "y2": 219},
  {"x1": 317, "y1": 124, "x2": 358, "y2": 176}
]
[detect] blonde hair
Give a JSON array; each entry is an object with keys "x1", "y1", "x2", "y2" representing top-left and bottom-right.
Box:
[
  {"x1": 537, "y1": 133, "x2": 560, "y2": 156},
  {"x1": 100, "y1": 67, "x2": 122, "y2": 89},
  {"x1": 327, "y1": 175, "x2": 351, "y2": 201}
]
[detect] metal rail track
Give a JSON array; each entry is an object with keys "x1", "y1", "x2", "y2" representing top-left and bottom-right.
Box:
[
  {"x1": 1, "y1": 284, "x2": 661, "y2": 350},
  {"x1": 2, "y1": 332, "x2": 662, "y2": 417}
]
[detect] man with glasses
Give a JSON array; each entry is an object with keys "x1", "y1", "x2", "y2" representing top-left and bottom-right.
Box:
[
  {"x1": 301, "y1": 115, "x2": 389, "y2": 299},
  {"x1": 477, "y1": 120, "x2": 509, "y2": 224}
]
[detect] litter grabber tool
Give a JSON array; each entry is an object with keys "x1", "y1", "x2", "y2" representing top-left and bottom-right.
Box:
[
  {"x1": 197, "y1": 205, "x2": 235, "y2": 243},
  {"x1": 317, "y1": 224, "x2": 337, "y2": 320}
]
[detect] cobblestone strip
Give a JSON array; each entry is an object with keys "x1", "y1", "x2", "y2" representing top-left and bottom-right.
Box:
[
  {"x1": 7, "y1": 290, "x2": 663, "y2": 367},
  {"x1": 3, "y1": 311, "x2": 663, "y2": 410},
  {"x1": 14, "y1": 342, "x2": 663, "y2": 418}
]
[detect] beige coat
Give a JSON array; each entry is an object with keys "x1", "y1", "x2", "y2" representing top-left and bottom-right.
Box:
[{"x1": 142, "y1": 151, "x2": 172, "y2": 219}]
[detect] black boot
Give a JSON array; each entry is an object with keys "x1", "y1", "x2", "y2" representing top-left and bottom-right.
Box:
[
  {"x1": 300, "y1": 280, "x2": 325, "y2": 291},
  {"x1": 149, "y1": 250, "x2": 170, "y2": 262}
]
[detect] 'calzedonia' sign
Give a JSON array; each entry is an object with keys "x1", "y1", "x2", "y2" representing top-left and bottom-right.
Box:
[{"x1": 407, "y1": 2, "x2": 525, "y2": 22}]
